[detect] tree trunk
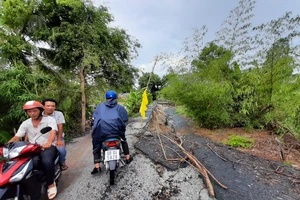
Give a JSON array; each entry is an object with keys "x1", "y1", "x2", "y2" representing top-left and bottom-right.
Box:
[{"x1": 80, "y1": 67, "x2": 86, "y2": 134}]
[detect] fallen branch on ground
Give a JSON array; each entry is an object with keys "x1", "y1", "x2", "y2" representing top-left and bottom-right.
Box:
[
  {"x1": 158, "y1": 132, "x2": 184, "y2": 162},
  {"x1": 158, "y1": 132, "x2": 227, "y2": 197},
  {"x1": 206, "y1": 143, "x2": 228, "y2": 162},
  {"x1": 275, "y1": 166, "x2": 300, "y2": 180}
]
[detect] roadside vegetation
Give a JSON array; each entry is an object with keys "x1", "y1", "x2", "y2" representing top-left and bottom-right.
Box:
[
  {"x1": 1, "y1": 0, "x2": 300, "y2": 147},
  {"x1": 159, "y1": 0, "x2": 300, "y2": 142},
  {"x1": 0, "y1": 0, "x2": 140, "y2": 144},
  {"x1": 222, "y1": 135, "x2": 254, "y2": 148}
]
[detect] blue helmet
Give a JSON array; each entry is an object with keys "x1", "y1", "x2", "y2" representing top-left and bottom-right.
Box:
[{"x1": 105, "y1": 90, "x2": 117, "y2": 99}]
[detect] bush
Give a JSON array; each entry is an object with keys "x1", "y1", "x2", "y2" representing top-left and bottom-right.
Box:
[
  {"x1": 223, "y1": 134, "x2": 254, "y2": 148},
  {"x1": 0, "y1": 130, "x2": 13, "y2": 146}
]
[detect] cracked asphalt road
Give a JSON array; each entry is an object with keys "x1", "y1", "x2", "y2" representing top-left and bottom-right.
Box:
[
  {"x1": 54, "y1": 103, "x2": 213, "y2": 200},
  {"x1": 53, "y1": 102, "x2": 300, "y2": 200}
]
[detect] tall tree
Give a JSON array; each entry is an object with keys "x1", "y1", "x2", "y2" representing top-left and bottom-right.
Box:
[
  {"x1": 31, "y1": 0, "x2": 140, "y2": 133},
  {"x1": 191, "y1": 42, "x2": 233, "y2": 81},
  {"x1": 0, "y1": 0, "x2": 140, "y2": 135},
  {"x1": 253, "y1": 11, "x2": 300, "y2": 66},
  {"x1": 260, "y1": 38, "x2": 294, "y2": 103},
  {"x1": 215, "y1": 0, "x2": 256, "y2": 66}
]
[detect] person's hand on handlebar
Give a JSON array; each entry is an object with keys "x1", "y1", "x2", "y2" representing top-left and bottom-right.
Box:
[{"x1": 42, "y1": 141, "x2": 52, "y2": 149}]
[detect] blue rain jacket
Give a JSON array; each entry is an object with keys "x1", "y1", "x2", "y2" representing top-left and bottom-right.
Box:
[{"x1": 92, "y1": 99, "x2": 128, "y2": 140}]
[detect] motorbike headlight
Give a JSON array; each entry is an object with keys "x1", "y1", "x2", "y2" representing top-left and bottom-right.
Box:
[
  {"x1": 8, "y1": 146, "x2": 25, "y2": 159},
  {"x1": 9, "y1": 160, "x2": 32, "y2": 183},
  {"x1": 3, "y1": 148, "x2": 9, "y2": 158}
]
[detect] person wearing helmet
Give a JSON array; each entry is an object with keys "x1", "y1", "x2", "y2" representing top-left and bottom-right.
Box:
[
  {"x1": 91, "y1": 90, "x2": 133, "y2": 174},
  {"x1": 8, "y1": 100, "x2": 58, "y2": 199}
]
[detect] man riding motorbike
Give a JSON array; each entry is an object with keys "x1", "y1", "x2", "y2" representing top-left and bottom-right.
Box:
[
  {"x1": 91, "y1": 90, "x2": 133, "y2": 174},
  {"x1": 7, "y1": 100, "x2": 58, "y2": 199}
]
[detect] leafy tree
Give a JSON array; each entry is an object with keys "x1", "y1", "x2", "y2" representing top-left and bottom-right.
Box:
[
  {"x1": 251, "y1": 12, "x2": 300, "y2": 135},
  {"x1": 138, "y1": 72, "x2": 164, "y2": 100},
  {"x1": 30, "y1": 0, "x2": 140, "y2": 133},
  {"x1": 0, "y1": 0, "x2": 81, "y2": 138},
  {"x1": 0, "y1": 0, "x2": 139, "y2": 137},
  {"x1": 258, "y1": 38, "x2": 299, "y2": 132},
  {"x1": 191, "y1": 42, "x2": 233, "y2": 81},
  {"x1": 260, "y1": 38, "x2": 294, "y2": 103},
  {"x1": 253, "y1": 11, "x2": 300, "y2": 65},
  {"x1": 0, "y1": 0, "x2": 49, "y2": 136}
]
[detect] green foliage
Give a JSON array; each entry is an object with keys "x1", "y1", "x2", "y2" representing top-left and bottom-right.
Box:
[
  {"x1": 0, "y1": 130, "x2": 12, "y2": 145},
  {"x1": 0, "y1": 0, "x2": 140, "y2": 136},
  {"x1": 0, "y1": 64, "x2": 50, "y2": 131},
  {"x1": 56, "y1": 0, "x2": 82, "y2": 7},
  {"x1": 283, "y1": 161, "x2": 292, "y2": 166},
  {"x1": 124, "y1": 90, "x2": 152, "y2": 117},
  {"x1": 161, "y1": 10, "x2": 300, "y2": 141},
  {"x1": 223, "y1": 135, "x2": 254, "y2": 148},
  {"x1": 161, "y1": 43, "x2": 234, "y2": 129},
  {"x1": 175, "y1": 106, "x2": 193, "y2": 118},
  {"x1": 35, "y1": 0, "x2": 140, "y2": 90},
  {"x1": 138, "y1": 72, "x2": 164, "y2": 100},
  {"x1": 161, "y1": 72, "x2": 233, "y2": 129}
]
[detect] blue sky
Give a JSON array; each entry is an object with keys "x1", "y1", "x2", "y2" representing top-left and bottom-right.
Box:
[{"x1": 92, "y1": 0, "x2": 300, "y2": 76}]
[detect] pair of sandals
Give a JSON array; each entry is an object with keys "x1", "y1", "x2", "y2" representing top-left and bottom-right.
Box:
[{"x1": 47, "y1": 182, "x2": 57, "y2": 199}]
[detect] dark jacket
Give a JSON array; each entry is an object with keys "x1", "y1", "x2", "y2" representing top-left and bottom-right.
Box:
[{"x1": 92, "y1": 99, "x2": 128, "y2": 140}]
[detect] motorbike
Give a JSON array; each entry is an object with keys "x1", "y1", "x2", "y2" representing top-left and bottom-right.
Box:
[
  {"x1": 102, "y1": 135, "x2": 125, "y2": 185},
  {"x1": 0, "y1": 127, "x2": 62, "y2": 200}
]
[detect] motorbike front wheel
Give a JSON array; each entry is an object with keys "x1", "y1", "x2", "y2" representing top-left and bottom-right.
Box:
[{"x1": 109, "y1": 170, "x2": 115, "y2": 185}]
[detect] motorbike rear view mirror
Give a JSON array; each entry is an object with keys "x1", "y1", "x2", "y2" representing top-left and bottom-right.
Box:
[
  {"x1": 40, "y1": 126, "x2": 52, "y2": 134},
  {"x1": 34, "y1": 126, "x2": 52, "y2": 144}
]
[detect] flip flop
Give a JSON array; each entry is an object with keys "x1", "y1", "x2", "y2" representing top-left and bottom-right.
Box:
[
  {"x1": 61, "y1": 163, "x2": 68, "y2": 171},
  {"x1": 47, "y1": 182, "x2": 57, "y2": 199}
]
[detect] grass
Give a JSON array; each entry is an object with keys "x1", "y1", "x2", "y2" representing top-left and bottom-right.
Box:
[
  {"x1": 175, "y1": 106, "x2": 193, "y2": 118},
  {"x1": 223, "y1": 134, "x2": 254, "y2": 148},
  {"x1": 283, "y1": 161, "x2": 292, "y2": 166}
]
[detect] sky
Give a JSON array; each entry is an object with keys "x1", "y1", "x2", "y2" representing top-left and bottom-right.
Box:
[{"x1": 92, "y1": 0, "x2": 300, "y2": 77}]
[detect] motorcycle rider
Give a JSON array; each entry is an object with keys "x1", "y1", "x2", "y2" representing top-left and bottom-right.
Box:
[
  {"x1": 91, "y1": 90, "x2": 133, "y2": 174},
  {"x1": 42, "y1": 98, "x2": 68, "y2": 171},
  {"x1": 7, "y1": 100, "x2": 58, "y2": 199}
]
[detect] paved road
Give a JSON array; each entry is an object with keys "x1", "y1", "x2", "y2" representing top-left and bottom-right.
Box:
[
  {"x1": 53, "y1": 102, "x2": 300, "y2": 200},
  {"x1": 54, "y1": 103, "x2": 213, "y2": 200}
]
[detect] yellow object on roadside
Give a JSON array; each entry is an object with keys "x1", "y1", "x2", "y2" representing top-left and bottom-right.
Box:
[{"x1": 140, "y1": 89, "x2": 148, "y2": 118}]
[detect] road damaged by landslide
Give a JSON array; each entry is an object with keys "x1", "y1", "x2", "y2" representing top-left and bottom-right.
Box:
[
  {"x1": 54, "y1": 102, "x2": 300, "y2": 200},
  {"x1": 136, "y1": 103, "x2": 300, "y2": 200},
  {"x1": 53, "y1": 103, "x2": 213, "y2": 200}
]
